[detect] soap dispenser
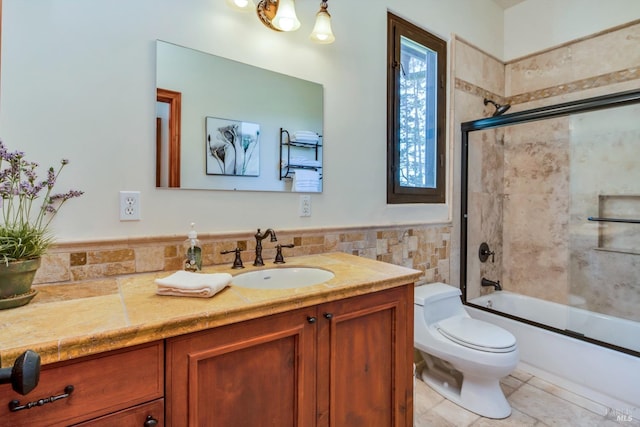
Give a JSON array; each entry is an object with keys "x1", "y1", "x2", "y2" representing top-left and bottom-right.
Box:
[{"x1": 184, "y1": 222, "x2": 202, "y2": 272}]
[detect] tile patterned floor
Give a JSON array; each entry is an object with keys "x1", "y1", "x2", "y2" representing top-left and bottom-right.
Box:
[{"x1": 414, "y1": 369, "x2": 640, "y2": 426}]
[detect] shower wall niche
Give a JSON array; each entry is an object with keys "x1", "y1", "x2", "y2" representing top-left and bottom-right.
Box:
[{"x1": 595, "y1": 195, "x2": 640, "y2": 253}]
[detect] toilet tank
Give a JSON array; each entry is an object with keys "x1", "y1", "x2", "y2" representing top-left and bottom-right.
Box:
[{"x1": 415, "y1": 283, "x2": 467, "y2": 324}]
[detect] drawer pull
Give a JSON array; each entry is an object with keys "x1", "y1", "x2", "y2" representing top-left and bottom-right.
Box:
[
  {"x1": 9, "y1": 385, "x2": 74, "y2": 412},
  {"x1": 144, "y1": 415, "x2": 159, "y2": 426}
]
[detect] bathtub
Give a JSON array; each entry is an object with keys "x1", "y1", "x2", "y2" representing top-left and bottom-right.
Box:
[{"x1": 467, "y1": 291, "x2": 640, "y2": 419}]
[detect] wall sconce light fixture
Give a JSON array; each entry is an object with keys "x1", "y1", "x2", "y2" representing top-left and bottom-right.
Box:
[
  {"x1": 227, "y1": 0, "x2": 335, "y2": 44},
  {"x1": 309, "y1": 0, "x2": 335, "y2": 44}
]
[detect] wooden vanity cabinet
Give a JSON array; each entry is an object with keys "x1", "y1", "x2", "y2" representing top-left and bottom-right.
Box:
[
  {"x1": 0, "y1": 342, "x2": 164, "y2": 427},
  {"x1": 0, "y1": 282, "x2": 412, "y2": 426},
  {"x1": 316, "y1": 284, "x2": 413, "y2": 427},
  {"x1": 166, "y1": 284, "x2": 413, "y2": 427}
]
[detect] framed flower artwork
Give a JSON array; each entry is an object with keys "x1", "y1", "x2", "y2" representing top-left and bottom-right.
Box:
[{"x1": 206, "y1": 117, "x2": 260, "y2": 176}]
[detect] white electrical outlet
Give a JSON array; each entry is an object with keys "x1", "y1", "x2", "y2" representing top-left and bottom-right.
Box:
[
  {"x1": 119, "y1": 191, "x2": 141, "y2": 221},
  {"x1": 299, "y1": 195, "x2": 311, "y2": 217}
]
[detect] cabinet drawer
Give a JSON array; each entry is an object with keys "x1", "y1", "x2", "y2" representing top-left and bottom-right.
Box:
[
  {"x1": 72, "y1": 398, "x2": 164, "y2": 427},
  {"x1": 0, "y1": 341, "x2": 164, "y2": 427}
]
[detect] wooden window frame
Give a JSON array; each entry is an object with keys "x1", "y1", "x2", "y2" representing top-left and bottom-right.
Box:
[{"x1": 387, "y1": 12, "x2": 447, "y2": 204}]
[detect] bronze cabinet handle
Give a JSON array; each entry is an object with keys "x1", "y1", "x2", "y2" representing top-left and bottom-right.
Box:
[{"x1": 9, "y1": 384, "x2": 74, "y2": 412}]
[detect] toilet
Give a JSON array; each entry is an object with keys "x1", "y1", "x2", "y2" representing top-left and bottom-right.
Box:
[{"x1": 414, "y1": 283, "x2": 518, "y2": 419}]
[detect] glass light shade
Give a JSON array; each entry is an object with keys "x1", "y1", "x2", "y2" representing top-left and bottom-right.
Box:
[
  {"x1": 272, "y1": 0, "x2": 300, "y2": 32},
  {"x1": 309, "y1": 10, "x2": 335, "y2": 44},
  {"x1": 226, "y1": 0, "x2": 255, "y2": 12}
]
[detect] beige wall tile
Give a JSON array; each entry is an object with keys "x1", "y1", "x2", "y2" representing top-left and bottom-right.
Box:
[
  {"x1": 35, "y1": 253, "x2": 70, "y2": 284},
  {"x1": 570, "y1": 23, "x2": 640, "y2": 83},
  {"x1": 37, "y1": 224, "x2": 452, "y2": 290},
  {"x1": 135, "y1": 246, "x2": 166, "y2": 272},
  {"x1": 455, "y1": 39, "x2": 505, "y2": 96}
]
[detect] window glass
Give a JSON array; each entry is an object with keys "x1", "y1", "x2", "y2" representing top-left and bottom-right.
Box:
[{"x1": 399, "y1": 36, "x2": 438, "y2": 189}]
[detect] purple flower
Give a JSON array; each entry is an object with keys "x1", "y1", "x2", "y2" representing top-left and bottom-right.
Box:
[
  {"x1": 46, "y1": 167, "x2": 56, "y2": 188},
  {"x1": 50, "y1": 189, "x2": 84, "y2": 201},
  {"x1": 0, "y1": 139, "x2": 84, "y2": 261}
]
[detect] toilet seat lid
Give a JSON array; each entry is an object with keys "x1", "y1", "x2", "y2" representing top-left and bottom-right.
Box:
[{"x1": 436, "y1": 317, "x2": 517, "y2": 353}]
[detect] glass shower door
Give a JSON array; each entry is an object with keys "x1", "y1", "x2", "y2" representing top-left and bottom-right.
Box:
[{"x1": 566, "y1": 102, "x2": 640, "y2": 352}]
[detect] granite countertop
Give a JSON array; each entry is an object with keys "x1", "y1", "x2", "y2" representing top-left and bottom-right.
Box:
[{"x1": 0, "y1": 252, "x2": 421, "y2": 368}]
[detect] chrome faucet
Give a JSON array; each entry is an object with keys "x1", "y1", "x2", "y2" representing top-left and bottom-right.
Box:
[
  {"x1": 254, "y1": 228, "x2": 277, "y2": 266},
  {"x1": 481, "y1": 277, "x2": 502, "y2": 291}
]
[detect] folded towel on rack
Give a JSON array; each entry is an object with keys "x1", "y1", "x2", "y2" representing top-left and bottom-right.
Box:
[
  {"x1": 294, "y1": 130, "x2": 319, "y2": 138},
  {"x1": 286, "y1": 157, "x2": 322, "y2": 168},
  {"x1": 156, "y1": 271, "x2": 232, "y2": 298},
  {"x1": 292, "y1": 137, "x2": 320, "y2": 144},
  {"x1": 293, "y1": 131, "x2": 320, "y2": 143},
  {"x1": 292, "y1": 169, "x2": 321, "y2": 192}
]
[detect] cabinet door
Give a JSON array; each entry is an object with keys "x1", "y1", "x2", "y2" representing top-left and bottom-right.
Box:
[
  {"x1": 166, "y1": 307, "x2": 316, "y2": 427},
  {"x1": 316, "y1": 285, "x2": 413, "y2": 427}
]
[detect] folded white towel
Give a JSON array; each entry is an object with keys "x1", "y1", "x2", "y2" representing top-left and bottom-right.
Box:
[
  {"x1": 286, "y1": 157, "x2": 322, "y2": 167},
  {"x1": 292, "y1": 136, "x2": 320, "y2": 143},
  {"x1": 293, "y1": 131, "x2": 320, "y2": 143},
  {"x1": 294, "y1": 130, "x2": 319, "y2": 138},
  {"x1": 156, "y1": 271, "x2": 232, "y2": 298},
  {"x1": 292, "y1": 169, "x2": 320, "y2": 192}
]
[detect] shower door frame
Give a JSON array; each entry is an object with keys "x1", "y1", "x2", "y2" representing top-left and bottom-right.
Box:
[{"x1": 460, "y1": 88, "x2": 640, "y2": 357}]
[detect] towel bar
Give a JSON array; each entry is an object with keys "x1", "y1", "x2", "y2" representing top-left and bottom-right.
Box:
[{"x1": 587, "y1": 217, "x2": 640, "y2": 224}]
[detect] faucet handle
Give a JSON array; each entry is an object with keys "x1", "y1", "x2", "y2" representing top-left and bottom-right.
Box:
[
  {"x1": 274, "y1": 244, "x2": 295, "y2": 264},
  {"x1": 220, "y1": 248, "x2": 245, "y2": 269},
  {"x1": 479, "y1": 242, "x2": 495, "y2": 263}
]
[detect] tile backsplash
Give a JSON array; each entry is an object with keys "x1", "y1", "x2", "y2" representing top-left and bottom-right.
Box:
[{"x1": 35, "y1": 223, "x2": 452, "y2": 287}]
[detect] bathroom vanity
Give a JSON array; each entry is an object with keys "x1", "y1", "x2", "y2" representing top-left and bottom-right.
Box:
[{"x1": 0, "y1": 253, "x2": 420, "y2": 427}]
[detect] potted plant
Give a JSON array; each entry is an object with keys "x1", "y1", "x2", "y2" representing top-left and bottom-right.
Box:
[{"x1": 0, "y1": 139, "x2": 83, "y2": 309}]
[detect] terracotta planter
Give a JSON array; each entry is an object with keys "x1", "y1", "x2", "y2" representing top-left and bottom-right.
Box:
[{"x1": 0, "y1": 257, "x2": 41, "y2": 309}]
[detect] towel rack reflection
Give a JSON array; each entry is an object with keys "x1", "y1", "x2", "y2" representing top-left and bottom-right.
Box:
[
  {"x1": 588, "y1": 217, "x2": 640, "y2": 224},
  {"x1": 279, "y1": 128, "x2": 323, "y2": 180}
]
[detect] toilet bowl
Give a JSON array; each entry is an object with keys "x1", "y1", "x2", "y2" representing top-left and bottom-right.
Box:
[{"x1": 414, "y1": 283, "x2": 519, "y2": 419}]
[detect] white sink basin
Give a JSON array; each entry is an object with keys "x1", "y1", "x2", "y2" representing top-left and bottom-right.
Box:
[{"x1": 231, "y1": 267, "x2": 334, "y2": 289}]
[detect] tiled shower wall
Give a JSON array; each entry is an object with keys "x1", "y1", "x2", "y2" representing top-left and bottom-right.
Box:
[
  {"x1": 452, "y1": 35, "x2": 507, "y2": 299},
  {"x1": 455, "y1": 20, "x2": 640, "y2": 318},
  {"x1": 34, "y1": 224, "x2": 451, "y2": 287}
]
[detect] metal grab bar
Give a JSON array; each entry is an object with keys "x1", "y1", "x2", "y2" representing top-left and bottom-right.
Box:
[{"x1": 588, "y1": 217, "x2": 640, "y2": 224}]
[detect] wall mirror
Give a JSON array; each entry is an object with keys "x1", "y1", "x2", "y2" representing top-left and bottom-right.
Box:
[{"x1": 156, "y1": 40, "x2": 324, "y2": 192}]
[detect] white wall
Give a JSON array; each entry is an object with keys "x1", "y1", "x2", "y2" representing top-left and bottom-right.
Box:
[
  {"x1": 2, "y1": 0, "x2": 637, "y2": 244},
  {"x1": 0, "y1": 0, "x2": 504, "y2": 241},
  {"x1": 4, "y1": 0, "x2": 637, "y2": 243},
  {"x1": 504, "y1": 0, "x2": 640, "y2": 60}
]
